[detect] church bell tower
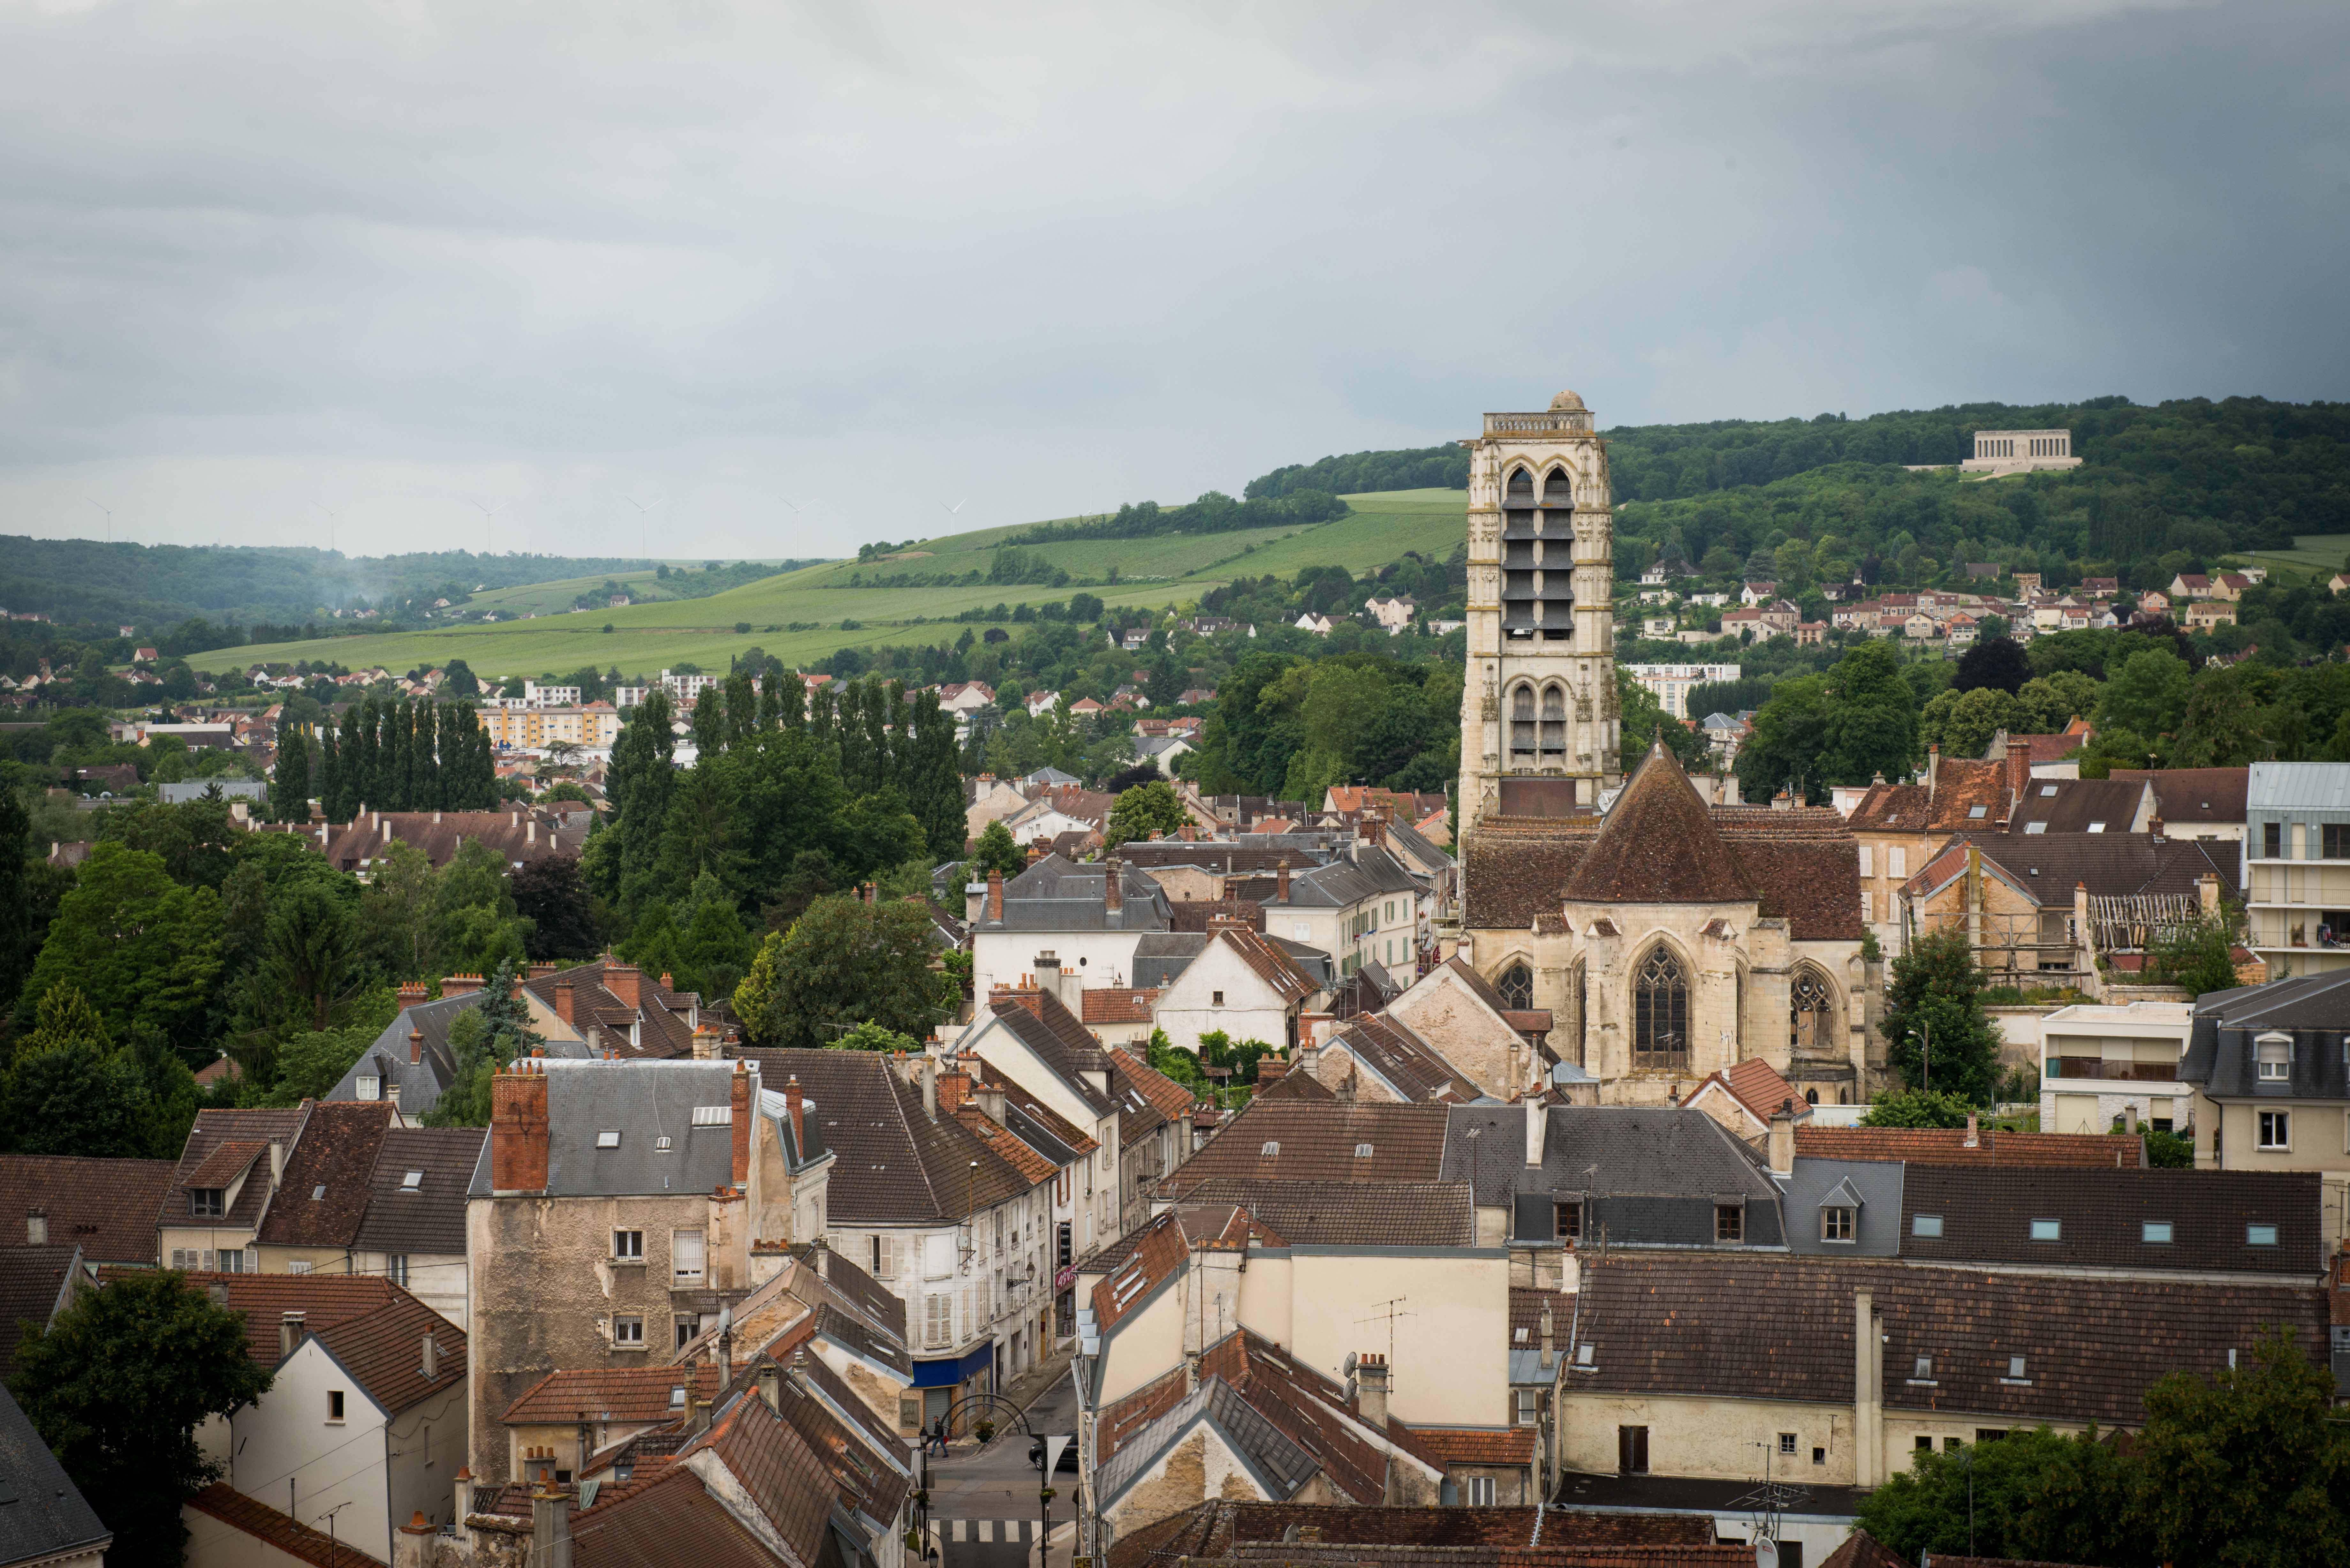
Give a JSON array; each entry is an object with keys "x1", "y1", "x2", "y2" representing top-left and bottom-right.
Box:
[{"x1": 1456, "y1": 390, "x2": 1619, "y2": 848}]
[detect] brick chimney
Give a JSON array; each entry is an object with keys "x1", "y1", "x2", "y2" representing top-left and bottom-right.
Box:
[
  {"x1": 692, "y1": 1023, "x2": 720, "y2": 1060},
  {"x1": 2004, "y1": 733, "x2": 2030, "y2": 815},
  {"x1": 785, "y1": 1075, "x2": 805, "y2": 1153},
  {"x1": 938, "y1": 1070, "x2": 971, "y2": 1114},
  {"x1": 1256, "y1": 1057, "x2": 1290, "y2": 1085},
  {"x1": 1104, "y1": 856, "x2": 1123, "y2": 917},
  {"x1": 987, "y1": 869, "x2": 1004, "y2": 922},
  {"x1": 554, "y1": 983, "x2": 574, "y2": 1025},
  {"x1": 397, "y1": 980, "x2": 430, "y2": 1010},
  {"x1": 731, "y1": 1059, "x2": 753, "y2": 1189},
  {"x1": 998, "y1": 978, "x2": 1045, "y2": 1020},
  {"x1": 1355, "y1": 1353, "x2": 1389, "y2": 1430},
  {"x1": 442, "y1": 973, "x2": 483, "y2": 996},
  {"x1": 1768, "y1": 1100, "x2": 1796, "y2": 1175},
  {"x1": 605, "y1": 962, "x2": 642, "y2": 1011},
  {"x1": 1277, "y1": 858, "x2": 1291, "y2": 901},
  {"x1": 660, "y1": 972, "x2": 674, "y2": 991},
  {"x1": 491, "y1": 1060, "x2": 551, "y2": 1193},
  {"x1": 1963, "y1": 1112, "x2": 1980, "y2": 1149},
  {"x1": 409, "y1": 1028, "x2": 424, "y2": 1067}
]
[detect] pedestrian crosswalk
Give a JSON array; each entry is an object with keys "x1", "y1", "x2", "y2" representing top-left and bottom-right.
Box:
[{"x1": 932, "y1": 1519, "x2": 1075, "y2": 1544}]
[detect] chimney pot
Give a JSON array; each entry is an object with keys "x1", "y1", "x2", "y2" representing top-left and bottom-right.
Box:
[
  {"x1": 1355, "y1": 1353, "x2": 1389, "y2": 1430},
  {"x1": 785, "y1": 1074, "x2": 806, "y2": 1153},
  {"x1": 921, "y1": 1056, "x2": 939, "y2": 1121},
  {"x1": 410, "y1": 1028, "x2": 423, "y2": 1067},
  {"x1": 987, "y1": 869, "x2": 1004, "y2": 922},
  {"x1": 731, "y1": 1059, "x2": 754, "y2": 1188},
  {"x1": 1963, "y1": 1112, "x2": 1980, "y2": 1149}
]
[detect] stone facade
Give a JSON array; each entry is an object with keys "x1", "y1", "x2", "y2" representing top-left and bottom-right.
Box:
[
  {"x1": 1960, "y1": 428, "x2": 2082, "y2": 475},
  {"x1": 1456, "y1": 392, "x2": 1621, "y2": 837}
]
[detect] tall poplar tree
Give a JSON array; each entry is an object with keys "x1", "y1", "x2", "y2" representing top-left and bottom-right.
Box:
[
  {"x1": 314, "y1": 728, "x2": 342, "y2": 824},
  {"x1": 690, "y1": 685, "x2": 725, "y2": 756},
  {"x1": 269, "y1": 729, "x2": 311, "y2": 823},
  {"x1": 725, "y1": 671, "x2": 756, "y2": 749},
  {"x1": 906, "y1": 689, "x2": 966, "y2": 860}
]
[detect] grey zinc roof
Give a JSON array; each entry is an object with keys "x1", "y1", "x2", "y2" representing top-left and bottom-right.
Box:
[
  {"x1": 2248, "y1": 761, "x2": 2350, "y2": 811},
  {"x1": 0, "y1": 1382, "x2": 109, "y2": 1564},
  {"x1": 1346, "y1": 843, "x2": 1427, "y2": 896},
  {"x1": 464, "y1": 1059, "x2": 752, "y2": 1198},
  {"x1": 1273, "y1": 939, "x2": 1335, "y2": 990},
  {"x1": 985, "y1": 854, "x2": 1172, "y2": 932},
  {"x1": 1266, "y1": 859, "x2": 1383, "y2": 910},
  {"x1": 327, "y1": 990, "x2": 489, "y2": 1117},
  {"x1": 1442, "y1": 1104, "x2": 1778, "y2": 1207},
  {"x1": 2180, "y1": 973, "x2": 2350, "y2": 1099},
  {"x1": 1095, "y1": 1378, "x2": 1318, "y2": 1509},
  {"x1": 1132, "y1": 932, "x2": 1209, "y2": 989},
  {"x1": 1780, "y1": 1157, "x2": 1905, "y2": 1256}
]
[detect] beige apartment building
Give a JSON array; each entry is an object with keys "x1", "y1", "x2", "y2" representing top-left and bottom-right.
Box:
[{"x1": 480, "y1": 702, "x2": 623, "y2": 750}]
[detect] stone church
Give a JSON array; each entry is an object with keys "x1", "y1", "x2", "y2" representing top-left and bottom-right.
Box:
[{"x1": 1452, "y1": 391, "x2": 1883, "y2": 1104}]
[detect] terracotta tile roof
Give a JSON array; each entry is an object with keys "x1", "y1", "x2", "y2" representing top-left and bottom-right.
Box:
[
  {"x1": 352, "y1": 1126, "x2": 486, "y2": 1255},
  {"x1": 524, "y1": 959, "x2": 703, "y2": 1061},
  {"x1": 310, "y1": 1293, "x2": 466, "y2": 1413},
  {"x1": 183, "y1": 1139, "x2": 269, "y2": 1192},
  {"x1": 154, "y1": 1271, "x2": 405, "y2": 1368},
  {"x1": 1845, "y1": 760, "x2": 2013, "y2": 833},
  {"x1": 674, "y1": 1391, "x2": 836, "y2": 1566},
  {"x1": 1220, "y1": 1333, "x2": 1399, "y2": 1503},
  {"x1": 1914, "y1": 833, "x2": 2240, "y2": 907},
  {"x1": 165, "y1": 1107, "x2": 306, "y2": 1233},
  {"x1": 186, "y1": 1483, "x2": 389, "y2": 1568},
  {"x1": 1161, "y1": 1101, "x2": 1450, "y2": 1195},
  {"x1": 1795, "y1": 1126, "x2": 2147, "y2": 1167},
  {"x1": 1168, "y1": 1178, "x2": 1474, "y2": 1246},
  {"x1": 1083, "y1": 987, "x2": 1160, "y2": 1024},
  {"x1": 985, "y1": 988, "x2": 1124, "y2": 1113},
  {"x1": 971, "y1": 1057, "x2": 1101, "y2": 1154},
  {"x1": 1900, "y1": 1165, "x2": 2322, "y2": 1275},
  {"x1": 1511, "y1": 1287, "x2": 1575, "y2": 1342},
  {"x1": 0, "y1": 1154, "x2": 176, "y2": 1264},
  {"x1": 257, "y1": 1100, "x2": 396, "y2": 1248},
  {"x1": 1391, "y1": 1421, "x2": 1538, "y2": 1468},
  {"x1": 1111, "y1": 1047, "x2": 1198, "y2": 1126},
  {"x1": 315, "y1": 809, "x2": 583, "y2": 874},
  {"x1": 1253, "y1": 1067, "x2": 1336, "y2": 1103},
  {"x1": 1464, "y1": 751, "x2": 1862, "y2": 940},
  {"x1": 504, "y1": 1363, "x2": 725, "y2": 1425},
  {"x1": 1216, "y1": 926, "x2": 1318, "y2": 1003},
  {"x1": 754, "y1": 1345, "x2": 913, "y2": 1529},
  {"x1": 1576, "y1": 1252, "x2": 2326, "y2": 1428},
  {"x1": 954, "y1": 1103, "x2": 1060, "y2": 1184},
  {"x1": 1694, "y1": 1059, "x2": 1807, "y2": 1126},
  {"x1": 2005, "y1": 777, "x2": 2150, "y2": 834},
  {"x1": 569, "y1": 1466, "x2": 781, "y2": 1568},
  {"x1": 1818, "y1": 1532, "x2": 1908, "y2": 1568},
  {"x1": 1092, "y1": 1211, "x2": 1191, "y2": 1333},
  {"x1": 1112, "y1": 1499, "x2": 1714, "y2": 1567},
  {"x1": 2334, "y1": 1255, "x2": 2350, "y2": 1328}
]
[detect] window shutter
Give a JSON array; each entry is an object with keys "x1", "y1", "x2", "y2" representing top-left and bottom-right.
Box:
[
  {"x1": 201, "y1": 1250, "x2": 216, "y2": 1271},
  {"x1": 1858, "y1": 845, "x2": 1873, "y2": 878}
]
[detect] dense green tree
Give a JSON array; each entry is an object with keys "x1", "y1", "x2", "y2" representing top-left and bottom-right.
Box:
[
  {"x1": 16, "y1": 842, "x2": 222, "y2": 1055},
  {"x1": 10, "y1": 1268, "x2": 271, "y2": 1567},
  {"x1": 95, "y1": 798, "x2": 243, "y2": 891},
  {"x1": 1856, "y1": 1427, "x2": 2146, "y2": 1564},
  {"x1": 1818, "y1": 640, "x2": 1921, "y2": 784},
  {"x1": 268, "y1": 1023, "x2": 379, "y2": 1106},
  {"x1": 734, "y1": 895, "x2": 952, "y2": 1048},
  {"x1": 602, "y1": 689, "x2": 676, "y2": 912},
  {"x1": 1107, "y1": 780, "x2": 1190, "y2": 847},
  {"x1": 2142, "y1": 908, "x2": 2247, "y2": 997},
  {"x1": 260, "y1": 877, "x2": 365, "y2": 1033},
  {"x1": 970, "y1": 820, "x2": 1024, "y2": 879},
  {"x1": 1733, "y1": 674, "x2": 1830, "y2": 802},
  {"x1": 1921, "y1": 685, "x2": 2021, "y2": 759},
  {"x1": 2014, "y1": 670, "x2": 2101, "y2": 735},
  {"x1": 691, "y1": 684, "x2": 726, "y2": 755},
  {"x1": 2137, "y1": 1330, "x2": 2350, "y2": 1568},
  {"x1": 424, "y1": 958, "x2": 542, "y2": 1127},
  {"x1": 512, "y1": 857, "x2": 602, "y2": 961},
  {"x1": 268, "y1": 728, "x2": 309, "y2": 822},
  {"x1": 1617, "y1": 671, "x2": 1710, "y2": 771},
  {"x1": 432, "y1": 841, "x2": 534, "y2": 978},
  {"x1": 905, "y1": 689, "x2": 968, "y2": 862},
  {"x1": 1880, "y1": 927, "x2": 2003, "y2": 1103},
  {"x1": 313, "y1": 729, "x2": 342, "y2": 823},
  {"x1": 0, "y1": 788, "x2": 45, "y2": 1021},
  {"x1": 0, "y1": 1041, "x2": 154, "y2": 1159},
  {"x1": 1952, "y1": 635, "x2": 2030, "y2": 695},
  {"x1": 1859, "y1": 1088, "x2": 1976, "y2": 1128},
  {"x1": 2170, "y1": 665, "x2": 2270, "y2": 767},
  {"x1": 2098, "y1": 645, "x2": 2192, "y2": 742}
]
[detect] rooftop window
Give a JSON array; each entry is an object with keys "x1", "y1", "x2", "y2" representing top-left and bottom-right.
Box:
[
  {"x1": 2030, "y1": 1218, "x2": 2061, "y2": 1241},
  {"x1": 1354, "y1": 1143, "x2": 1374, "y2": 1159},
  {"x1": 1912, "y1": 1214, "x2": 1943, "y2": 1238},
  {"x1": 2248, "y1": 1223, "x2": 2280, "y2": 1247},
  {"x1": 691, "y1": 1105, "x2": 732, "y2": 1127},
  {"x1": 595, "y1": 1130, "x2": 622, "y2": 1149},
  {"x1": 401, "y1": 1171, "x2": 423, "y2": 1190},
  {"x1": 1261, "y1": 1141, "x2": 1279, "y2": 1156},
  {"x1": 2142, "y1": 1220, "x2": 2173, "y2": 1244}
]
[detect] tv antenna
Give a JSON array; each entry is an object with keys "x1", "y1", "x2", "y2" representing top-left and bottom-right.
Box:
[{"x1": 1353, "y1": 1295, "x2": 1414, "y2": 1367}]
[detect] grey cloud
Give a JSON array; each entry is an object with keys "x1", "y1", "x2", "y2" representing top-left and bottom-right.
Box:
[{"x1": 0, "y1": 0, "x2": 2341, "y2": 556}]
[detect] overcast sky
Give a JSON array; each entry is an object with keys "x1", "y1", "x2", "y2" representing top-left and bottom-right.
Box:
[{"x1": 1, "y1": 0, "x2": 2344, "y2": 560}]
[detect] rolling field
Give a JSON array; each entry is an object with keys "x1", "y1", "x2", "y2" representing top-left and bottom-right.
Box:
[
  {"x1": 203, "y1": 490, "x2": 1470, "y2": 679},
  {"x1": 2239, "y1": 534, "x2": 2348, "y2": 579}
]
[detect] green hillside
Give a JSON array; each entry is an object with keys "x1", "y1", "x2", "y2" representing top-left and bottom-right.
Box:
[{"x1": 199, "y1": 490, "x2": 1472, "y2": 679}]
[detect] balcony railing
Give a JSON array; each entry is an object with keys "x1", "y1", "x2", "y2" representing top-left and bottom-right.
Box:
[{"x1": 2045, "y1": 1058, "x2": 2184, "y2": 1082}]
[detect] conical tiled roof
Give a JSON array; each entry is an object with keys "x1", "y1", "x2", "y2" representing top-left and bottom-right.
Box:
[{"x1": 1561, "y1": 739, "x2": 1755, "y2": 905}]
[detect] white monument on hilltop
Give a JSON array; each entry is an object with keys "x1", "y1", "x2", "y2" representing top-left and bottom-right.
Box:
[{"x1": 1961, "y1": 428, "x2": 2082, "y2": 475}]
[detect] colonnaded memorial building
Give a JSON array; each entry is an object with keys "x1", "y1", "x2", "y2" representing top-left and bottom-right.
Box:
[{"x1": 1452, "y1": 390, "x2": 1885, "y2": 1107}]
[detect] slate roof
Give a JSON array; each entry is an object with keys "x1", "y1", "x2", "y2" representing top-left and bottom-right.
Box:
[
  {"x1": 326, "y1": 988, "x2": 488, "y2": 1117},
  {"x1": 185, "y1": 1483, "x2": 377, "y2": 1568},
  {"x1": 983, "y1": 852, "x2": 1172, "y2": 932},
  {"x1": 163, "y1": 1106, "x2": 306, "y2": 1232},
  {"x1": 463, "y1": 1059, "x2": 752, "y2": 1199},
  {"x1": 0, "y1": 1154, "x2": 176, "y2": 1263},
  {"x1": 1329, "y1": 1014, "x2": 1482, "y2": 1104},
  {"x1": 524, "y1": 959, "x2": 706, "y2": 1061},
  {"x1": 1464, "y1": 744, "x2": 1862, "y2": 939},
  {"x1": 352, "y1": 1127, "x2": 487, "y2": 1255},
  {"x1": 0, "y1": 1246, "x2": 80, "y2": 1375},
  {"x1": 1576, "y1": 1252, "x2": 2326, "y2": 1427},
  {"x1": 2005, "y1": 776, "x2": 2151, "y2": 834},
  {"x1": 1092, "y1": 1211, "x2": 1191, "y2": 1334},
  {"x1": 2108, "y1": 767, "x2": 2248, "y2": 826},
  {"x1": 746, "y1": 1049, "x2": 1038, "y2": 1225},
  {"x1": 1780, "y1": 1157, "x2": 1905, "y2": 1257},
  {"x1": 1132, "y1": 932, "x2": 1211, "y2": 987},
  {"x1": 310, "y1": 1291, "x2": 466, "y2": 1413},
  {"x1": 983, "y1": 989, "x2": 1122, "y2": 1115},
  {"x1": 1793, "y1": 1125, "x2": 2147, "y2": 1167},
  {"x1": 1161, "y1": 1102, "x2": 1451, "y2": 1195},
  {"x1": 1899, "y1": 1165, "x2": 2323, "y2": 1275},
  {"x1": 256, "y1": 1100, "x2": 395, "y2": 1248},
  {"x1": 0, "y1": 1382, "x2": 110, "y2": 1564},
  {"x1": 1442, "y1": 1104, "x2": 1779, "y2": 1206},
  {"x1": 2181, "y1": 972, "x2": 2350, "y2": 1099},
  {"x1": 784, "y1": 1242, "x2": 911, "y2": 1350},
  {"x1": 1095, "y1": 1377, "x2": 1320, "y2": 1508},
  {"x1": 1165, "y1": 1178, "x2": 1476, "y2": 1246},
  {"x1": 315, "y1": 809, "x2": 583, "y2": 873}
]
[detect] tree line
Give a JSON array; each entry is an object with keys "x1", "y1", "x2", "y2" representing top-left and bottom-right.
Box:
[{"x1": 312, "y1": 697, "x2": 500, "y2": 820}]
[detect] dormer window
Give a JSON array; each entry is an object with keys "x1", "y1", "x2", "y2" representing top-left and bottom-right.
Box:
[
  {"x1": 2258, "y1": 1036, "x2": 2293, "y2": 1081},
  {"x1": 356, "y1": 1075, "x2": 381, "y2": 1100},
  {"x1": 1821, "y1": 1207, "x2": 1855, "y2": 1243},
  {"x1": 190, "y1": 1188, "x2": 224, "y2": 1218}
]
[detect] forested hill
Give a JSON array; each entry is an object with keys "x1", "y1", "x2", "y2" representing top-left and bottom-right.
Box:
[
  {"x1": 0, "y1": 537, "x2": 659, "y2": 629},
  {"x1": 1246, "y1": 396, "x2": 2350, "y2": 538}
]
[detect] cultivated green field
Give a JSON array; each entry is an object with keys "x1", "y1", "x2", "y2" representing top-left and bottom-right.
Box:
[
  {"x1": 203, "y1": 490, "x2": 1470, "y2": 679},
  {"x1": 2239, "y1": 534, "x2": 2349, "y2": 579}
]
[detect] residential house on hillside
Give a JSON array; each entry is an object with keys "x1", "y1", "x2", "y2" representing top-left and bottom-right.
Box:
[
  {"x1": 969, "y1": 854, "x2": 1174, "y2": 996},
  {"x1": 158, "y1": 1106, "x2": 308, "y2": 1274},
  {"x1": 465, "y1": 1057, "x2": 832, "y2": 1483}
]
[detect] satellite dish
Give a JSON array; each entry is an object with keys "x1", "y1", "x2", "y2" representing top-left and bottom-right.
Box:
[
  {"x1": 1753, "y1": 1539, "x2": 1778, "y2": 1568},
  {"x1": 1342, "y1": 1352, "x2": 1358, "y2": 1376}
]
